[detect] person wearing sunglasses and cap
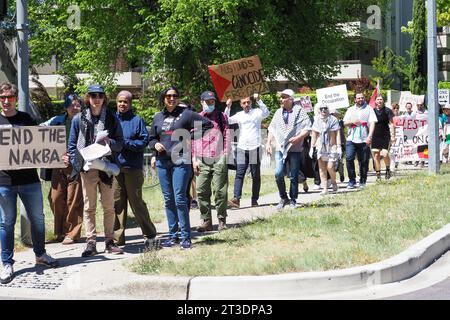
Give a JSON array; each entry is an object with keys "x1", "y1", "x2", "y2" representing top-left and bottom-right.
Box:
[
  {"x1": 68, "y1": 84, "x2": 124, "y2": 257},
  {"x1": 40, "y1": 93, "x2": 84, "y2": 245},
  {"x1": 0, "y1": 82, "x2": 59, "y2": 285},
  {"x1": 310, "y1": 104, "x2": 341, "y2": 195}
]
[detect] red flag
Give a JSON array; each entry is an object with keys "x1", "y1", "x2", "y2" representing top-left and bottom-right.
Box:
[{"x1": 369, "y1": 81, "x2": 380, "y2": 109}]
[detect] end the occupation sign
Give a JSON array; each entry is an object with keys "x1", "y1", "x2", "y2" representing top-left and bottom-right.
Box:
[
  {"x1": 208, "y1": 55, "x2": 269, "y2": 102},
  {"x1": 0, "y1": 126, "x2": 66, "y2": 170}
]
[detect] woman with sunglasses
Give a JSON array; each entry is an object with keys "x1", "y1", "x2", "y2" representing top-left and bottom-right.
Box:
[
  {"x1": 310, "y1": 104, "x2": 340, "y2": 195},
  {"x1": 148, "y1": 86, "x2": 213, "y2": 250},
  {"x1": 68, "y1": 84, "x2": 124, "y2": 257}
]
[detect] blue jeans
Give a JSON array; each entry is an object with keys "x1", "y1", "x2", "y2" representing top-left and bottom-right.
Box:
[
  {"x1": 0, "y1": 182, "x2": 46, "y2": 265},
  {"x1": 346, "y1": 141, "x2": 370, "y2": 184},
  {"x1": 156, "y1": 159, "x2": 192, "y2": 241},
  {"x1": 233, "y1": 147, "x2": 261, "y2": 201},
  {"x1": 275, "y1": 151, "x2": 301, "y2": 201}
]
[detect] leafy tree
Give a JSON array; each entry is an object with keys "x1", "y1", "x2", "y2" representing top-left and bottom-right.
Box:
[
  {"x1": 371, "y1": 47, "x2": 410, "y2": 90},
  {"x1": 26, "y1": 0, "x2": 386, "y2": 104},
  {"x1": 409, "y1": 0, "x2": 427, "y2": 94}
]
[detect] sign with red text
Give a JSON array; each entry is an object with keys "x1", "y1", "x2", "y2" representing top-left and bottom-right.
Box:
[
  {"x1": 391, "y1": 114, "x2": 429, "y2": 161},
  {"x1": 208, "y1": 55, "x2": 269, "y2": 102},
  {"x1": 0, "y1": 126, "x2": 66, "y2": 170}
]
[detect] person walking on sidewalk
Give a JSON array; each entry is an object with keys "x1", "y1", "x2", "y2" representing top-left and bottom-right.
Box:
[
  {"x1": 310, "y1": 104, "x2": 340, "y2": 195},
  {"x1": 113, "y1": 91, "x2": 159, "y2": 251},
  {"x1": 41, "y1": 93, "x2": 84, "y2": 245},
  {"x1": 193, "y1": 91, "x2": 230, "y2": 232},
  {"x1": 0, "y1": 82, "x2": 59, "y2": 285},
  {"x1": 343, "y1": 92, "x2": 377, "y2": 189},
  {"x1": 68, "y1": 84, "x2": 124, "y2": 257},
  {"x1": 148, "y1": 86, "x2": 213, "y2": 250},
  {"x1": 371, "y1": 94, "x2": 395, "y2": 181},
  {"x1": 225, "y1": 93, "x2": 269, "y2": 208},
  {"x1": 266, "y1": 89, "x2": 312, "y2": 210}
]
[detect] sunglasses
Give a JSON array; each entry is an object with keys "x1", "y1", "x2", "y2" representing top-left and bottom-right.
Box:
[
  {"x1": 89, "y1": 93, "x2": 104, "y2": 99},
  {"x1": 165, "y1": 94, "x2": 179, "y2": 99},
  {"x1": 319, "y1": 107, "x2": 329, "y2": 111},
  {"x1": 0, "y1": 95, "x2": 15, "y2": 100}
]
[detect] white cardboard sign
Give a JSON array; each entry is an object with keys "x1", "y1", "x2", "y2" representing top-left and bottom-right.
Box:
[{"x1": 316, "y1": 84, "x2": 349, "y2": 109}]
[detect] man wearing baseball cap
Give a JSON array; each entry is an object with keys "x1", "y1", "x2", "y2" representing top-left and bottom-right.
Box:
[{"x1": 193, "y1": 91, "x2": 230, "y2": 231}]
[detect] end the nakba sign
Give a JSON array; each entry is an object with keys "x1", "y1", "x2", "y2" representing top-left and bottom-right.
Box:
[{"x1": 0, "y1": 125, "x2": 66, "y2": 170}]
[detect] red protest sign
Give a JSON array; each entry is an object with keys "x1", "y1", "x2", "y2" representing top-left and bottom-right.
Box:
[{"x1": 208, "y1": 55, "x2": 269, "y2": 102}]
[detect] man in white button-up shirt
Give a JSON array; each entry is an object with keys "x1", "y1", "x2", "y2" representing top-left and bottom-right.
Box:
[{"x1": 225, "y1": 94, "x2": 270, "y2": 208}]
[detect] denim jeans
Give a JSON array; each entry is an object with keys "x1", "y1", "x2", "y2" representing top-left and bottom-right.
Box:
[
  {"x1": 233, "y1": 147, "x2": 261, "y2": 201},
  {"x1": 0, "y1": 182, "x2": 46, "y2": 265},
  {"x1": 345, "y1": 141, "x2": 370, "y2": 184},
  {"x1": 156, "y1": 159, "x2": 192, "y2": 241},
  {"x1": 275, "y1": 151, "x2": 301, "y2": 201}
]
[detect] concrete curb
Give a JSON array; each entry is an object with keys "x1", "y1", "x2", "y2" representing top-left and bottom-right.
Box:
[{"x1": 186, "y1": 223, "x2": 450, "y2": 299}]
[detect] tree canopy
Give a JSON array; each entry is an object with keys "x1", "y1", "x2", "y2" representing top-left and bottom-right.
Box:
[{"x1": 25, "y1": 0, "x2": 387, "y2": 101}]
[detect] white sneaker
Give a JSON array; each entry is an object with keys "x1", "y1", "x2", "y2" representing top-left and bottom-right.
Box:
[
  {"x1": 312, "y1": 184, "x2": 321, "y2": 190},
  {"x1": 0, "y1": 264, "x2": 14, "y2": 284}
]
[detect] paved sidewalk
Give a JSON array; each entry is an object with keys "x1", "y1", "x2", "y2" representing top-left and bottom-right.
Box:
[{"x1": 0, "y1": 167, "x2": 429, "y2": 299}]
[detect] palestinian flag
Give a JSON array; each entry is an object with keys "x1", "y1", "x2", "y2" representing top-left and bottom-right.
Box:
[
  {"x1": 369, "y1": 80, "x2": 380, "y2": 109},
  {"x1": 417, "y1": 145, "x2": 428, "y2": 159}
]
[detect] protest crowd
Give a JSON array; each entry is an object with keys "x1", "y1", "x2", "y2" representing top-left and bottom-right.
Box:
[{"x1": 0, "y1": 77, "x2": 448, "y2": 285}]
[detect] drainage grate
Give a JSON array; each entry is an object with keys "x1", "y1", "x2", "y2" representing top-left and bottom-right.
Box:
[{"x1": 0, "y1": 261, "x2": 80, "y2": 290}]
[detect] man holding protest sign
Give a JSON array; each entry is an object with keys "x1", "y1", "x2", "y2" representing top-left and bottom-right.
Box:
[
  {"x1": 68, "y1": 84, "x2": 124, "y2": 257},
  {"x1": 343, "y1": 92, "x2": 377, "y2": 189},
  {"x1": 0, "y1": 82, "x2": 59, "y2": 285},
  {"x1": 225, "y1": 93, "x2": 269, "y2": 208}
]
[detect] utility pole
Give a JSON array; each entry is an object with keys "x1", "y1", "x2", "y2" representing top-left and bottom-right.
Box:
[
  {"x1": 16, "y1": 0, "x2": 32, "y2": 245},
  {"x1": 427, "y1": 0, "x2": 440, "y2": 174}
]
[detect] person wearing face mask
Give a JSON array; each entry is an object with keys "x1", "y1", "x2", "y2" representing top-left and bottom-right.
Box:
[
  {"x1": 193, "y1": 91, "x2": 230, "y2": 232},
  {"x1": 225, "y1": 94, "x2": 269, "y2": 208},
  {"x1": 40, "y1": 93, "x2": 84, "y2": 245},
  {"x1": 310, "y1": 104, "x2": 340, "y2": 195}
]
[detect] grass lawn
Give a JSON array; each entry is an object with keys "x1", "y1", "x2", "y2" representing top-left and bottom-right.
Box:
[{"x1": 130, "y1": 165, "x2": 450, "y2": 276}]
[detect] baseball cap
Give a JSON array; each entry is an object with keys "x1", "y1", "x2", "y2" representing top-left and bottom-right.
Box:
[
  {"x1": 87, "y1": 84, "x2": 105, "y2": 94},
  {"x1": 200, "y1": 91, "x2": 216, "y2": 101},
  {"x1": 443, "y1": 103, "x2": 450, "y2": 110},
  {"x1": 64, "y1": 93, "x2": 81, "y2": 108},
  {"x1": 279, "y1": 89, "x2": 295, "y2": 98}
]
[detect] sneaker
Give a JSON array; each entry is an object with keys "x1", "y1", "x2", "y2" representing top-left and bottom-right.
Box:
[
  {"x1": 218, "y1": 218, "x2": 227, "y2": 231},
  {"x1": 190, "y1": 199, "x2": 199, "y2": 209},
  {"x1": 359, "y1": 182, "x2": 366, "y2": 189},
  {"x1": 251, "y1": 199, "x2": 259, "y2": 207},
  {"x1": 180, "y1": 239, "x2": 192, "y2": 250},
  {"x1": 346, "y1": 182, "x2": 356, "y2": 189},
  {"x1": 105, "y1": 240, "x2": 124, "y2": 254},
  {"x1": 62, "y1": 237, "x2": 75, "y2": 245},
  {"x1": 276, "y1": 198, "x2": 290, "y2": 210},
  {"x1": 144, "y1": 237, "x2": 161, "y2": 251},
  {"x1": 81, "y1": 241, "x2": 98, "y2": 257},
  {"x1": 0, "y1": 264, "x2": 14, "y2": 284},
  {"x1": 197, "y1": 219, "x2": 213, "y2": 232},
  {"x1": 312, "y1": 184, "x2": 321, "y2": 190},
  {"x1": 36, "y1": 253, "x2": 59, "y2": 268},
  {"x1": 228, "y1": 198, "x2": 240, "y2": 208},
  {"x1": 161, "y1": 238, "x2": 179, "y2": 248},
  {"x1": 289, "y1": 199, "x2": 296, "y2": 209}
]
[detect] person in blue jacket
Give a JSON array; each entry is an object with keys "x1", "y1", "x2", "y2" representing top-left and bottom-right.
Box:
[{"x1": 113, "y1": 90, "x2": 159, "y2": 250}]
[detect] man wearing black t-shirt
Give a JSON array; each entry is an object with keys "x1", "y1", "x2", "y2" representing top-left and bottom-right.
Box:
[{"x1": 0, "y1": 82, "x2": 59, "y2": 285}]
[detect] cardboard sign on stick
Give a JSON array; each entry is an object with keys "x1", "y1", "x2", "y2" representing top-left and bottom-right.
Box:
[
  {"x1": 0, "y1": 126, "x2": 66, "y2": 170},
  {"x1": 208, "y1": 55, "x2": 269, "y2": 102}
]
